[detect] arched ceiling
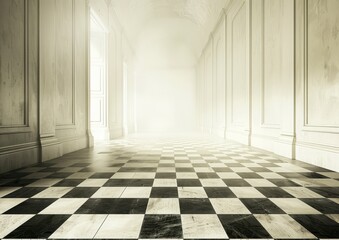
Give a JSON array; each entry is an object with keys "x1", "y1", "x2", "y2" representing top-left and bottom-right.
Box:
[{"x1": 110, "y1": 0, "x2": 228, "y2": 60}]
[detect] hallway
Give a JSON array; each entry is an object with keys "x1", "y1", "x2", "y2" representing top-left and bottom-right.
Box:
[
  {"x1": 1, "y1": 0, "x2": 339, "y2": 239},
  {"x1": 0, "y1": 137, "x2": 339, "y2": 239},
  {"x1": 1, "y1": 135, "x2": 339, "y2": 239}
]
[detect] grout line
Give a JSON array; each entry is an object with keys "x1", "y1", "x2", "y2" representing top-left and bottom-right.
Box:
[{"x1": 92, "y1": 214, "x2": 109, "y2": 239}]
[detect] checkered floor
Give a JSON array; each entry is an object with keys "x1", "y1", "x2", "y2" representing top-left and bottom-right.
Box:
[{"x1": 1, "y1": 135, "x2": 339, "y2": 239}]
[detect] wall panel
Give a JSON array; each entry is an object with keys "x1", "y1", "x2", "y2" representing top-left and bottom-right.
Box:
[
  {"x1": 55, "y1": 0, "x2": 75, "y2": 126},
  {"x1": 212, "y1": 15, "x2": 226, "y2": 137},
  {"x1": 203, "y1": 41, "x2": 213, "y2": 133},
  {"x1": 0, "y1": 0, "x2": 26, "y2": 127},
  {"x1": 0, "y1": 0, "x2": 39, "y2": 173},
  {"x1": 262, "y1": 0, "x2": 282, "y2": 127},
  {"x1": 306, "y1": 0, "x2": 339, "y2": 127},
  {"x1": 295, "y1": 0, "x2": 339, "y2": 171},
  {"x1": 226, "y1": 0, "x2": 251, "y2": 144}
]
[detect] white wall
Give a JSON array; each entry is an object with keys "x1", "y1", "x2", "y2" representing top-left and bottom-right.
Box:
[
  {"x1": 136, "y1": 68, "x2": 196, "y2": 132},
  {"x1": 135, "y1": 19, "x2": 197, "y2": 133},
  {"x1": 197, "y1": 0, "x2": 339, "y2": 172}
]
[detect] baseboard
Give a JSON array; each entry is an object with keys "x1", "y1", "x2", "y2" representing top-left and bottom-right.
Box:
[
  {"x1": 0, "y1": 142, "x2": 40, "y2": 173},
  {"x1": 251, "y1": 133, "x2": 295, "y2": 159},
  {"x1": 296, "y1": 141, "x2": 339, "y2": 172},
  {"x1": 40, "y1": 136, "x2": 62, "y2": 162},
  {"x1": 59, "y1": 135, "x2": 88, "y2": 155},
  {"x1": 40, "y1": 134, "x2": 89, "y2": 162}
]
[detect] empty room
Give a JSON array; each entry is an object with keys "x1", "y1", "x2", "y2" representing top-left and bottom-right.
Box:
[{"x1": 0, "y1": 0, "x2": 339, "y2": 239}]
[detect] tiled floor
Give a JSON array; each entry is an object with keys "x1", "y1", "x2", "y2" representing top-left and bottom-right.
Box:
[{"x1": 1, "y1": 135, "x2": 339, "y2": 239}]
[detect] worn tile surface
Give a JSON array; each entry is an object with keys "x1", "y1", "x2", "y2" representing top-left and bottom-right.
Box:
[{"x1": 0, "y1": 136, "x2": 339, "y2": 239}]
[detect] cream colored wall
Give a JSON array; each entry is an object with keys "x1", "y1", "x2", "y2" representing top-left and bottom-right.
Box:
[
  {"x1": 0, "y1": 0, "x2": 39, "y2": 173},
  {"x1": 39, "y1": 0, "x2": 90, "y2": 161},
  {"x1": 295, "y1": 0, "x2": 339, "y2": 171},
  {"x1": 197, "y1": 0, "x2": 339, "y2": 171}
]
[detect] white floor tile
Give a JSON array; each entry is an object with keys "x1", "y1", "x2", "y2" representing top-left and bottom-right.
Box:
[
  {"x1": 146, "y1": 198, "x2": 180, "y2": 214},
  {"x1": 32, "y1": 187, "x2": 72, "y2": 198},
  {"x1": 50, "y1": 214, "x2": 107, "y2": 239},
  {"x1": 0, "y1": 215, "x2": 34, "y2": 238},
  {"x1": 210, "y1": 198, "x2": 251, "y2": 214},
  {"x1": 120, "y1": 187, "x2": 152, "y2": 198},
  {"x1": 181, "y1": 214, "x2": 228, "y2": 239},
  {"x1": 0, "y1": 198, "x2": 27, "y2": 214},
  {"x1": 39, "y1": 198, "x2": 87, "y2": 214},
  {"x1": 255, "y1": 214, "x2": 315, "y2": 239},
  {"x1": 270, "y1": 198, "x2": 321, "y2": 214},
  {"x1": 230, "y1": 187, "x2": 265, "y2": 198},
  {"x1": 95, "y1": 214, "x2": 144, "y2": 239},
  {"x1": 91, "y1": 187, "x2": 126, "y2": 198},
  {"x1": 178, "y1": 187, "x2": 207, "y2": 198}
]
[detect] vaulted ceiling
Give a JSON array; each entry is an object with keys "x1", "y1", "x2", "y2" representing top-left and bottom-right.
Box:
[{"x1": 111, "y1": 0, "x2": 228, "y2": 63}]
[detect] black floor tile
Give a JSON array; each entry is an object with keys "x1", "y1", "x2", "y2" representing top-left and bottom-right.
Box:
[
  {"x1": 301, "y1": 198, "x2": 339, "y2": 213},
  {"x1": 179, "y1": 198, "x2": 215, "y2": 214},
  {"x1": 62, "y1": 187, "x2": 99, "y2": 198},
  {"x1": 218, "y1": 214, "x2": 271, "y2": 238},
  {"x1": 150, "y1": 187, "x2": 178, "y2": 198},
  {"x1": 104, "y1": 179, "x2": 154, "y2": 186},
  {"x1": 177, "y1": 179, "x2": 202, "y2": 187},
  {"x1": 299, "y1": 172, "x2": 329, "y2": 178},
  {"x1": 268, "y1": 179, "x2": 300, "y2": 187},
  {"x1": 223, "y1": 179, "x2": 251, "y2": 187},
  {"x1": 70, "y1": 163, "x2": 91, "y2": 167},
  {"x1": 0, "y1": 178, "x2": 36, "y2": 187},
  {"x1": 158, "y1": 163, "x2": 175, "y2": 167},
  {"x1": 237, "y1": 172, "x2": 263, "y2": 179},
  {"x1": 241, "y1": 198, "x2": 284, "y2": 214},
  {"x1": 3, "y1": 187, "x2": 47, "y2": 198},
  {"x1": 308, "y1": 187, "x2": 339, "y2": 198},
  {"x1": 256, "y1": 187, "x2": 294, "y2": 198},
  {"x1": 0, "y1": 172, "x2": 31, "y2": 179},
  {"x1": 204, "y1": 187, "x2": 237, "y2": 198},
  {"x1": 118, "y1": 167, "x2": 157, "y2": 172},
  {"x1": 225, "y1": 163, "x2": 243, "y2": 167},
  {"x1": 89, "y1": 172, "x2": 115, "y2": 178},
  {"x1": 277, "y1": 172, "x2": 304, "y2": 178},
  {"x1": 259, "y1": 163, "x2": 279, "y2": 167},
  {"x1": 197, "y1": 173, "x2": 219, "y2": 178},
  {"x1": 212, "y1": 167, "x2": 232, "y2": 172},
  {"x1": 54, "y1": 179, "x2": 84, "y2": 187},
  {"x1": 176, "y1": 168, "x2": 195, "y2": 172},
  {"x1": 75, "y1": 198, "x2": 148, "y2": 214},
  {"x1": 291, "y1": 214, "x2": 339, "y2": 238},
  {"x1": 156, "y1": 173, "x2": 176, "y2": 179},
  {"x1": 249, "y1": 167, "x2": 271, "y2": 172},
  {"x1": 139, "y1": 215, "x2": 182, "y2": 239},
  {"x1": 5, "y1": 214, "x2": 70, "y2": 239},
  {"x1": 4, "y1": 198, "x2": 57, "y2": 214},
  {"x1": 46, "y1": 172, "x2": 73, "y2": 178},
  {"x1": 39, "y1": 167, "x2": 63, "y2": 172},
  {"x1": 192, "y1": 163, "x2": 209, "y2": 167}
]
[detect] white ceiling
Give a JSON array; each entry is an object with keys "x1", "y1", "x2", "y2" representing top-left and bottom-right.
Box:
[{"x1": 110, "y1": 0, "x2": 228, "y2": 61}]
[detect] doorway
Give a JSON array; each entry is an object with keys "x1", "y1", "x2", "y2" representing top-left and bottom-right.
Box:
[{"x1": 89, "y1": 10, "x2": 109, "y2": 142}]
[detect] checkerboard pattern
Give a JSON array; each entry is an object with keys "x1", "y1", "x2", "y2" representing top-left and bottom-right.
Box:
[{"x1": 1, "y1": 136, "x2": 339, "y2": 239}]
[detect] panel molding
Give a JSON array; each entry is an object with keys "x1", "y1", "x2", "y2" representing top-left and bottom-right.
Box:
[
  {"x1": 260, "y1": 0, "x2": 281, "y2": 129},
  {"x1": 56, "y1": 0, "x2": 76, "y2": 129},
  {"x1": 230, "y1": 0, "x2": 245, "y2": 126},
  {"x1": 0, "y1": 0, "x2": 30, "y2": 133},
  {"x1": 302, "y1": 0, "x2": 339, "y2": 132}
]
